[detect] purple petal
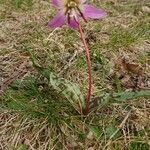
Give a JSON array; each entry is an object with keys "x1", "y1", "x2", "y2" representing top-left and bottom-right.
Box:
[
  {"x1": 82, "y1": 4, "x2": 107, "y2": 19},
  {"x1": 52, "y1": 0, "x2": 61, "y2": 7},
  {"x1": 68, "y1": 17, "x2": 79, "y2": 28},
  {"x1": 48, "y1": 11, "x2": 66, "y2": 28}
]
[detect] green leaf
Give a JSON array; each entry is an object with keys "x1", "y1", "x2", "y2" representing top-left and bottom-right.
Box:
[
  {"x1": 89, "y1": 126, "x2": 102, "y2": 139},
  {"x1": 105, "y1": 124, "x2": 120, "y2": 139},
  {"x1": 47, "y1": 70, "x2": 86, "y2": 111},
  {"x1": 97, "y1": 90, "x2": 150, "y2": 106},
  {"x1": 113, "y1": 90, "x2": 150, "y2": 101},
  {"x1": 29, "y1": 52, "x2": 86, "y2": 112}
]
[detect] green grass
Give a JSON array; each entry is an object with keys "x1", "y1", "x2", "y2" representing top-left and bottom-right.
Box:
[{"x1": 0, "y1": 0, "x2": 150, "y2": 149}]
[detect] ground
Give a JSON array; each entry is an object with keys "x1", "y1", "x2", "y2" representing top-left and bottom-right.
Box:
[{"x1": 0, "y1": 0, "x2": 150, "y2": 150}]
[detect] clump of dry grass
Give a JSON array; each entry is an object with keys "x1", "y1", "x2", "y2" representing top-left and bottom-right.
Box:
[{"x1": 0, "y1": 0, "x2": 150, "y2": 149}]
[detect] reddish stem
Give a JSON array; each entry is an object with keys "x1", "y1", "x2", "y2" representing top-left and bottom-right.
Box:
[{"x1": 78, "y1": 23, "x2": 92, "y2": 115}]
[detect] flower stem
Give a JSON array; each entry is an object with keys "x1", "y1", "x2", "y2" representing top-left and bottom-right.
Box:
[{"x1": 78, "y1": 23, "x2": 92, "y2": 115}]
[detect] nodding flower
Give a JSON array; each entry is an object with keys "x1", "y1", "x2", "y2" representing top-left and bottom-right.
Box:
[{"x1": 48, "y1": 0, "x2": 107, "y2": 28}]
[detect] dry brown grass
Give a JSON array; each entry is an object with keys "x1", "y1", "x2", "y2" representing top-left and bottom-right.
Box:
[{"x1": 0, "y1": 0, "x2": 150, "y2": 149}]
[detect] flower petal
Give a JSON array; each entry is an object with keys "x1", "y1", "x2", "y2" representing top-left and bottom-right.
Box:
[
  {"x1": 82, "y1": 4, "x2": 106, "y2": 19},
  {"x1": 52, "y1": 0, "x2": 61, "y2": 7},
  {"x1": 48, "y1": 11, "x2": 66, "y2": 28},
  {"x1": 68, "y1": 17, "x2": 79, "y2": 28}
]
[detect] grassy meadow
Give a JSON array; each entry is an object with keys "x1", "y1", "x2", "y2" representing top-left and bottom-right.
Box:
[{"x1": 0, "y1": 0, "x2": 150, "y2": 149}]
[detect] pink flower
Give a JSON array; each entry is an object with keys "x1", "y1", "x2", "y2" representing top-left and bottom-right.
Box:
[{"x1": 48, "y1": 0, "x2": 106, "y2": 28}]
